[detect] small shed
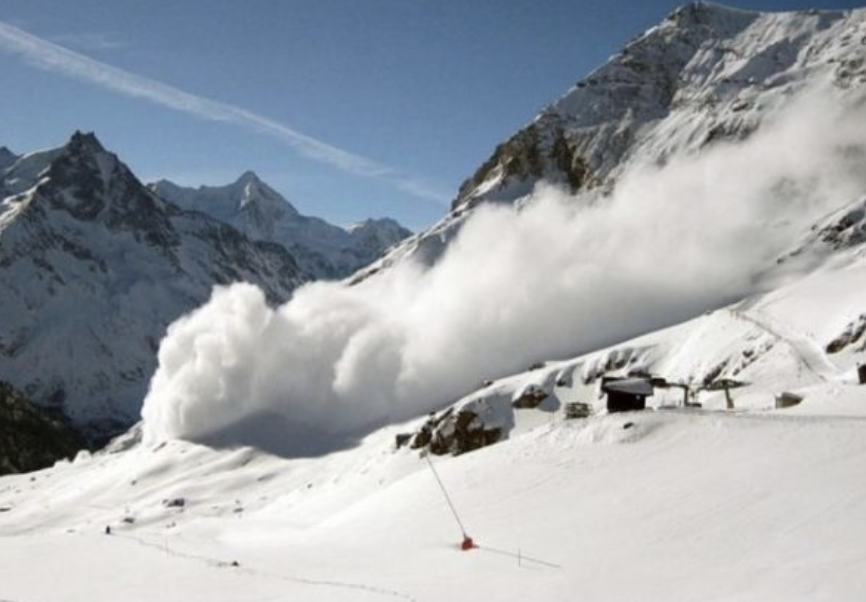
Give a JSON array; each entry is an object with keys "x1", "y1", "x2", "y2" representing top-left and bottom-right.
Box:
[
  {"x1": 775, "y1": 391, "x2": 804, "y2": 409},
  {"x1": 601, "y1": 377, "x2": 654, "y2": 413}
]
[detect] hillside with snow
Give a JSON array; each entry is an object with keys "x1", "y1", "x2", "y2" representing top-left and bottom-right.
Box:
[
  {"x1": 2, "y1": 254, "x2": 865, "y2": 600},
  {"x1": 2, "y1": 3, "x2": 866, "y2": 601},
  {"x1": 0, "y1": 132, "x2": 408, "y2": 443},
  {"x1": 0, "y1": 132, "x2": 304, "y2": 439}
]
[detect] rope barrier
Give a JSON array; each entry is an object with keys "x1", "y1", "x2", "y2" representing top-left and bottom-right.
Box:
[
  {"x1": 424, "y1": 452, "x2": 562, "y2": 567},
  {"x1": 475, "y1": 544, "x2": 563, "y2": 569},
  {"x1": 424, "y1": 453, "x2": 470, "y2": 540}
]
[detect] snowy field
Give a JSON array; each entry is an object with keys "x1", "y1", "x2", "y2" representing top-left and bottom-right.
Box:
[{"x1": 1, "y1": 393, "x2": 865, "y2": 602}]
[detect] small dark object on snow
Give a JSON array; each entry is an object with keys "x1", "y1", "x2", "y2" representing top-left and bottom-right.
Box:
[
  {"x1": 164, "y1": 497, "x2": 186, "y2": 508},
  {"x1": 858, "y1": 364, "x2": 866, "y2": 385},
  {"x1": 104, "y1": 525, "x2": 111, "y2": 535},
  {"x1": 395, "y1": 433, "x2": 412, "y2": 449},
  {"x1": 775, "y1": 392, "x2": 804, "y2": 409},
  {"x1": 565, "y1": 402, "x2": 591, "y2": 419},
  {"x1": 429, "y1": 410, "x2": 501, "y2": 455},
  {"x1": 512, "y1": 385, "x2": 548, "y2": 409},
  {"x1": 461, "y1": 535, "x2": 476, "y2": 551},
  {"x1": 622, "y1": 422, "x2": 635, "y2": 430},
  {"x1": 703, "y1": 377, "x2": 746, "y2": 409},
  {"x1": 481, "y1": 379, "x2": 494, "y2": 388},
  {"x1": 231, "y1": 560, "x2": 240, "y2": 567}
]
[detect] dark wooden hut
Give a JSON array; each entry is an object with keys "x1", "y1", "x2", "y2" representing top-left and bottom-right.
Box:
[{"x1": 601, "y1": 377, "x2": 654, "y2": 413}]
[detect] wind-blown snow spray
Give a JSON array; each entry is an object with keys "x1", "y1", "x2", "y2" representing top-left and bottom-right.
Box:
[{"x1": 142, "y1": 88, "x2": 866, "y2": 453}]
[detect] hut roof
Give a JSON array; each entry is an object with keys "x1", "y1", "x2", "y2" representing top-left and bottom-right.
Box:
[{"x1": 602, "y1": 378, "x2": 654, "y2": 396}]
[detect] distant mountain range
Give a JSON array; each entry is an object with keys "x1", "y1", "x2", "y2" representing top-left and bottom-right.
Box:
[
  {"x1": 151, "y1": 173, "x2": 410, "y2": 280},
  {"x1": 0, "y1": 132, "x2": 409, "y2": 441}
]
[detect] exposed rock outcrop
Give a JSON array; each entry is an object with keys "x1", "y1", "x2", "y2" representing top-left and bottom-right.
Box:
[{"x1": 0, "y1": 381, "x2": 84, "y2": 475}]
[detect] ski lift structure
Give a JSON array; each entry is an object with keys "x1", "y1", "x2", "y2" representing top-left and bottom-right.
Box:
[
  {"x1": 601, "y1": 372, "x2": 747, "y2": 412},
  {"x1": 702, "y1": 378, "x2": 748, "y2": 409}
]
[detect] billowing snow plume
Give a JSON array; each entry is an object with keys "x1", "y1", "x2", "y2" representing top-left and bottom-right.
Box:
[{"x1": 142, "y1": 89, "x2": 866, "y2": 454}]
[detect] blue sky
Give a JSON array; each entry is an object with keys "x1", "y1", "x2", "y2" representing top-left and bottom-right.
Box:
[{"x1": 0, "y1": 0, "x2": 861, "y2": 230}]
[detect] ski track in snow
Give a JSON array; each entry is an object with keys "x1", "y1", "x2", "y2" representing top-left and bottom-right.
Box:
[
  {"x1": 728, "y1": 308, "x2": 841, "y2": 382},
  {"x1": 100, "y1": 530, "x2": 419, "y2": 602}
]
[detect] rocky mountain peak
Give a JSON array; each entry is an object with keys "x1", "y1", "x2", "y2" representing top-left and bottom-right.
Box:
[
  {"x1": 448, "y1": 3, "x2": 862, "y2": 216},
  {"x1": 348, "y1": 217, "x2": 412, "y2": 241},
  {"x1": 48, "y1": 131, "x2": 120, "y2": 191},
  {"x1": 663, "y1": 2, "x2": 757, "y2": 31},
  {"x1": 235, "y1": 170, "x2": 261, "y2": 186},
  {"x1": 151, "y1": 171, "x2": 300, "y2": 222},
  {"x1": 356, "y1": 4, "x2": 866, "y2": 284},
  {"x1": 65, "y1": 130, "x2": 106, "y2": 155},
  {"x1": 0, "y1": 134, "x2": 304, "y2": 440},
  {"x1": 232, "y1": 171, "x2": 298, "y2": 219},
  {"x1": 0, "y1": 146, "x2": 18, "y2": 172},
  {"x1": 31, "y1": 131, "x2": 173, "y2": 236}
]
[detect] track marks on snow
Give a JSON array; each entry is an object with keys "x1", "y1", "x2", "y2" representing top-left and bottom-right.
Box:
[{"x1": 98, "y1": 531, "x2": 418, "y2": 602}]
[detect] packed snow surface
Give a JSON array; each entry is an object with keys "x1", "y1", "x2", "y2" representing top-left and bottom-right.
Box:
[{"x1": 2, "y1": 384, "x2": 865, "y2": 601}]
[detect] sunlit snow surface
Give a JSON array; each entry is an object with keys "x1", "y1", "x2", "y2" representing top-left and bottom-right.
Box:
[{"x1": 3, "y1": 256, "x2": 866, "y2": 601}]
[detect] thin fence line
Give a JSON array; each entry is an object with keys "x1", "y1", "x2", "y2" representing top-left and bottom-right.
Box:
[{"x1": 424, "y1": 453, "x2": 469, "y2": 538}]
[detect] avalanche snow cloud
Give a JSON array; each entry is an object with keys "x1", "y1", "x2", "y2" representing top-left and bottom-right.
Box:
[{"x1": 142, "y1": 89, "x2": 866, "y2": 454}]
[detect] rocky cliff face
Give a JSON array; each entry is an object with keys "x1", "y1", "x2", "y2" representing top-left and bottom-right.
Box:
[
  {"x1": 0, "y1": 380, "x2": 83, "y2": 475},
  {"x1": 0, "y1": 132, "x2": 304, "y2": 441},
  {"x1": 353, "y1": 4, "x2": 866, "y2": 281},
  {"x1": 151, "y1": 173, "x2": 412, "y2": 280}
]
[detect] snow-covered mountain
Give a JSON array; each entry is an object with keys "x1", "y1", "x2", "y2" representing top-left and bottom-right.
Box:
[
  {"x1": 0, "y1": 132, "x2": 304, "y2": 439},
  {"x1": 354, "y1": 3, "x2": 866, "y2": 281},
  {"x1": 2, "y1": 226, "x2": 865, "y2": 601},
  {"x1": 3, "y1": 5, "x2": 866, "y2": 600},
  {"x1": 151, "y1": 173, "x2": 411, "y2": 279}
]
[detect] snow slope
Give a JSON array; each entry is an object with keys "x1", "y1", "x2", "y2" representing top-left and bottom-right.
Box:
[
  {"x1": 2, "y1": 201, "x2": 865, "y2": 601},
  {"x1": 151, "y1": 173, "x2": 411, "y2": 280},
  {"x1": 1, "y1": 385, "x2": 864, "y2": 600}
]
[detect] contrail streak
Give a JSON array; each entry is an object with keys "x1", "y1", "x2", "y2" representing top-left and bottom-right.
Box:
[{"x1": 0, "y1": 19, "x2": 449, "y2": 205}]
